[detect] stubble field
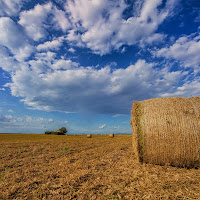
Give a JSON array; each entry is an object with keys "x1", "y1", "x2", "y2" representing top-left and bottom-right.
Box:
[{"x1": 0, "y1": 134, "x2": 199, "y2": 199}]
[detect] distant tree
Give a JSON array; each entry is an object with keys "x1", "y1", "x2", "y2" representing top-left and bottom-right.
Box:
[
  {"x1": 59, "y1": 127, "x2": 67, "y2": 134},
  {"x1": 45, "y1": 127, "x2": 67, "y2": 135}
]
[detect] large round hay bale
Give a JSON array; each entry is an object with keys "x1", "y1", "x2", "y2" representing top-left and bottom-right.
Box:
[
  {"x1": 87, "y1": 134, "x2": 92, "y2": 138},
  {"x1": 130, "y1": 97, "x2": 200, "y2": 168},
  {"x1": 109, "y1": 133, "x2": 114, "y2": 138}
]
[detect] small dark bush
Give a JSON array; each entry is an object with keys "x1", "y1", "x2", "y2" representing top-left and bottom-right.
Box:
[
  {"x1": 57, "y1": 132, "x2": 65, "y2": 135},
  {"x1": 51, "y1": 132, "x2": 58, "y2": 135},
  {"x1": 59, "y1": 127, "x2": 67, "y2": 134}
]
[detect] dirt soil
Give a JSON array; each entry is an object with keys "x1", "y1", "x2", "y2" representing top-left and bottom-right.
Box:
[{"x1": 0, "y1": 134, "x2": 199, "y2": 199}]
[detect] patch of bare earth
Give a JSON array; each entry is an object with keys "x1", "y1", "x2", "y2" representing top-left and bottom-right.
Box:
[{"x1": 0, "y1": 134, "x2": 199, "y2": 199}]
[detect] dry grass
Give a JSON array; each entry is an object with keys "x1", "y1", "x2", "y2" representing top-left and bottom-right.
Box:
[
  {"x1": 131, "y1": 97, "x2": 200, "y2": 168},
  {"x1": 0, "y1": 134, "x2": 200, "y2": 199}
]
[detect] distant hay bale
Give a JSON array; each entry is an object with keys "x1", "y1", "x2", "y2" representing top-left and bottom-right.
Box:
[
  {"x1": 130, "y1": 97, "x2": 200, "y2": 168},
  {"x1": 109, "y1": 133, "x2": 114, "y2": 138},
  {"x1": 87, "y1": 134, "x2": 92, "y2": 138}
]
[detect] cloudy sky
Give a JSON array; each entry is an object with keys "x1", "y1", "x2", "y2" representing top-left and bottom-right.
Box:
[{"x1": 0, "y1": 0, "x2": 199, "y2": 134}]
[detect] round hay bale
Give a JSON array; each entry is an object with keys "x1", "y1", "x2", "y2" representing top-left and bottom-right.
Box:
[
  {"x1": 130, "y1": 97, "x2": 200, "y2": 168},
  {"x1": 109, "y1": 133, "x2": 114, "y2": 138},
  {"x1": 87, "y1": 134, "x2": 92, "y2": 138}
]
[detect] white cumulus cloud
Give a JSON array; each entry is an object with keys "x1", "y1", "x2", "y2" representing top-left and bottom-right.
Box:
[
  {"x1": 156, "y1": 32, "x2": 200, "y2": 72},
  {"x1": 3, "y1": 58, "x2": 191, "y2": 114},
  {"x1": 99, "y1": 124, "x2": 106, "y2": 129},
  {"x1": 0, "y1": 0, "x2": 29, "y2": 17},
  {"x1": 65, "y1": 0, "x2": 179, "y2": 55},
  {"x1": 37, "y1": 37, "x2": 64, "y2": 51},
  {"x1": 0, "y1": 17, "x2": 34, "y2": 61},
  {"x1": 18, "y1": 3, "x2": 71, "y2": 41},
  {"x1": 161, "y1": 78, "x2": 200, "y2": 97}
]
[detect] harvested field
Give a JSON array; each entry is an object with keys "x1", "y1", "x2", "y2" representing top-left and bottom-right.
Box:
[
  {"x1": 131, "y1": 97, "x2": 200, "y2": 168},
  {"x1": 0, "y1": 134, "x2": 200, "y2": 199}
]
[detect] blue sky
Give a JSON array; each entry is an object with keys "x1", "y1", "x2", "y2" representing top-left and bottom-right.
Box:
[{"x1": 0, "y1": 0, "x2": 199, "y2": 134}]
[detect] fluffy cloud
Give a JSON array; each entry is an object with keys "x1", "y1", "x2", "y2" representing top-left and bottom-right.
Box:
[
  {"x1": 68, "y1": 48, "x2": 76, "y2": 53},
  {"x1": 0, "y1": 1, "x2": 180, "y2": 58},
  {"x1": 34, "y1": 51, "x2": 56, "y2": 62},
  {"x1": 112, "y1": 114, "x2": 125, "y2": 118},
  {"x1": 156, "y1": 32, "x2": 200, "y2": 72},
  {"x1": 0, "y1": 114, "x2": 13, "y2": 123},
  {"x1": 18, "y1": 3, "x2": 70, "y2": 41},
  {"x1": 65, "y1": 0, "x2": 178, "y2": 55},
  {"x1": 0, "y1": 17, "x2": 24, "y2": 50},
  {"x1": 18, "y1": 3, "x2": 52, "y2": 41},
  {"x1": 53, "y1": 6, "x2": 71, "y2": 32},
  {"x1": 99, "y1": 124, "x2": 106, "y2": 129},
  {"x1": 0, "y1": 0, "x2": 29, "y2": 17},
  {"x1": 0, "y1": 17, "x2": 34, "y2": 62},
  {"x1": 161, "y1": 78, "x2": 200, "y2": 97},
  {"x1": 3, "y1": 58, "x2": 190, "y2": 114},
  {"x1": 0, "y1": 46, "x2": 20, "y2": 72},
  {"x1": 140, "y1": 33, "x2": 166, "y2": 47},
  {"x1": 37, "y1": 37, "x2": 64, "y2": 51}
]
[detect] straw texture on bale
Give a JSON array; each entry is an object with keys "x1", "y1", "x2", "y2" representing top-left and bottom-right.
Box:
[
  {"x1": 131, "y1": 97, "x2": 200, "y2": 168},
  {"x1": 109, "y1": 133, "x2": 114, "y2": 138},
  {"x1": 87, "y1": 134, "x2": 92, "y2": 138}
]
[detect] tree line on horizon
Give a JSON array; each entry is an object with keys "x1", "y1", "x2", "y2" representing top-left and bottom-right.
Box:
[{"x1": 45, "y1": 127, "x2": 67, "y2": 135}]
